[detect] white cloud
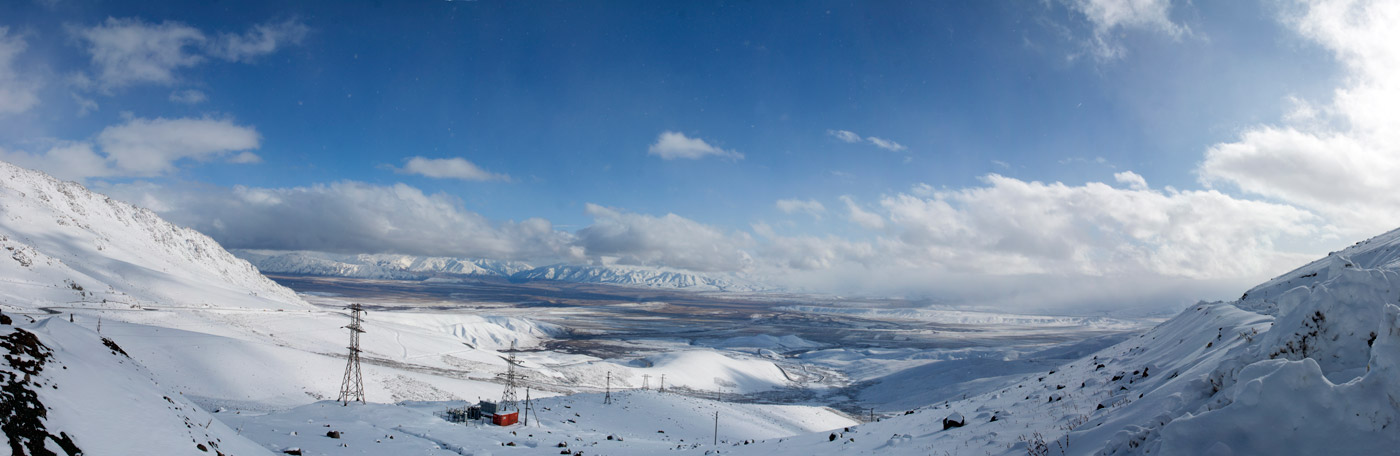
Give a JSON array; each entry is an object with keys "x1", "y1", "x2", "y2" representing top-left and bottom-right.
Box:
[
  {"x1": 745, "y1": 174, "x2": 1323, "y2": 312},
  {"x1": 829, "y1": 129, "x2": 907, "y2": 151},
  {"x1": 2, "y1": 116, "x2": 260, "y2": 181},
  {"x1": 71, "y1": 18, "x2": 309, "y2": 90},
  {"x1": 1199, "y1": 0, "x2": 1400, "y2": 238},
  {"x1": 71, "y1": 93, "x2": 98, "y2": 116},
  {"x1": 396, "y1": 156, "x2": 510, "y2": 182},
  {"x1": 73, "y1": 18, "x2": 206, "y2": 89},
  {"x1": 882, "y1": 175, "x2": 1318, "y2": 278},
  {"x1": 0, "y1": 28, "x2": 41, "y2": 115},
  {"x1": 827, "y1": 129, "x2": 862, "y2": 143},
  {"x1": 1064, "y1": 0, "x2": 1190, "y2": 60},
  {"x1": 1114, "y1": 170, "x2": 1148, "y2": 190},
  {"x1": 104, "y1": 181, "x2": 572, "y2": 261},
  {"x1": 0, "y1": 142, "x2": 114, "y2": 181},
  {"x1": 865, "y1": 136, "x2": 906, "y2": 152},
  {"x1": 97, "y1": 117, "x2": 260, "y2": 176},
  {"x1": 840, "y1": 195, "x2": 886, "y2": 230},
  {"x1": 228, "y1": 151, "x2": 262, "y2": 164},
  {"x1": 775, "y1": 198, "x2": 826, "y2": 219},
  {"x1": 576, "y1": 204, "x2": 753, "y2": 272},
  {"x1": 646, "y1": 131, "x2": 743, "y2": 160},
  {"x1": 169, "y1": 89, "x2": 207, "y2": 104},
  {"x1": 207, "y1": 19, "x2": 309, "y2": 63}
]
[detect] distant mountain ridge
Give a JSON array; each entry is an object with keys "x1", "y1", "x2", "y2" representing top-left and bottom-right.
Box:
[
  {"x1": 233, "y1": 250, "x2": 533, "y2": 280},
  {"x1": 513, "y1": 263, "x2": 767, "y2": 291},
  {"x1": 233, "y1": 249, "x2": 769, "y2": 292}
]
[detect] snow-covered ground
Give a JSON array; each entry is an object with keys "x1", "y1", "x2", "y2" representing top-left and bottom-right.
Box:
[{"x1": 218, "y1": 391, "x2": 855, "y2": 456}]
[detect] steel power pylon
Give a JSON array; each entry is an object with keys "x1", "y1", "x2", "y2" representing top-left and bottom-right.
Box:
[
  {"x1": 338, "y1": 303, "x2": 366, "y2": 405},
  {"x1": 604, "y1": 371, "x2": 613, "y2": 404},
  {"x1": 498, "y1": 341, "x2": 525, "y2": 412}
]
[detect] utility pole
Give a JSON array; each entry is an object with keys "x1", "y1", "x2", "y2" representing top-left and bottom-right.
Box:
[
  {"x1": 642, "y1": 374, "x2": 651, "y2": 390},
  {"x1": 604, "y1": 371, "x2": 613, "y2": 404},
  {"x1": 523, "y1": 386, "x2": 531, "y2": 426},
  {"x1": 869, "y1": 408, "x2": 875, "y2": 422},
  {"x1": 713, "y1": 411, "x2": 719, "y2": 445},
  {"x1": 659, "y1": 374, "x2": 665, "y2": 393},
  {"x1": 338, "y1": 303, "x2": 366, "y2": 405}
]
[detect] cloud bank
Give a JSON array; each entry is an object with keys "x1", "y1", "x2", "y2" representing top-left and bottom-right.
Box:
[{"x1": 0, "y1": 116, "x2": 261, "y2": 180}]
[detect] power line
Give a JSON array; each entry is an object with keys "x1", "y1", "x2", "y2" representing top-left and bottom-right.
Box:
[{"x1": 338, "y1": 303, "x2": 366, "y2": 405}]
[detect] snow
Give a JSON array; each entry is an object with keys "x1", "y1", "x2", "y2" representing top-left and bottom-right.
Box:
[
  {"x1": 709, "y1": 229, "x2": 1400, "y2": 455},
  {"x1": 635, "y1": 350, "x2": 794, "y2": 393},
  {"x1": 218, "y1": 390, "x2": 855, "y2": 455},
  {"x1": 370, "y1": 312, "x2": 567, "y2": 350},
  {"x1": 1, "y1": 318, "x2": 272, "y2": 456},
  {"x1": 0, "y1": 161, "x2": 306, "y2": 312},
  {"x1": 5, "y1": 159, "x2": 1399, "y2": 455},
  {"x1": 708, "y1": 334, "x2": 825, "y2": 351}
]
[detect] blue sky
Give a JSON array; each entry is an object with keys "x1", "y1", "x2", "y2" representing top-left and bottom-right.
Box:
[{"x1": 3, "y1": 0, "x2": 1398, "y2": 313}]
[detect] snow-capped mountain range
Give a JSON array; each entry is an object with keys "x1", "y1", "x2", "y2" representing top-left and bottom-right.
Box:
[
  {"x1": 232, "y1": 250, "x2": 533, "y2": 280},
  {"x1": 232, "y1": 249, "x2": 770, "y2": 292}
]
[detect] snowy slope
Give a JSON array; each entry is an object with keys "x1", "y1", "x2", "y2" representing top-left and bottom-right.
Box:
[
  {"x1": 219, "y1": 391, "x2": 855, "y2": 456},
  {"x1": 0, "y1": 317, "x2": 272, "y2": 456},
  {"x1": 0, "y1": 161, "x2": 307, "y2": 311},
  {"x1": 370, "y1": 312, "x2": 567, "y2": 350},
  {"x1": 719, "y1": 230, "x2": 1400, "y2": 455}
]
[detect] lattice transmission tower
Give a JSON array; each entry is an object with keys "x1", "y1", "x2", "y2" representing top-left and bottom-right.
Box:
[
  {"x1": 604, "y1": 371, "x2": 613, "y2": 404},
  {"x1": 338, "y1": 303, "x2": 366, "y2": 405},
  {"x1": 498, "y1": 341, "x2": 525, "y2": 412}
]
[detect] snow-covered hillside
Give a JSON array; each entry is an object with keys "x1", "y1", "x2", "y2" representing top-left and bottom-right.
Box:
[
  {"x1": 0, "y1": 161, "x2": 306, "y2": 311},
  {"x1": 0, "y1": 318, "x2": 273, "y2": 455},
  {"x1": 219, "y1": 391, "x2": 855, "y2": 456},
  {"x1": 719, "y1": 230, "x2": 1400, "y2": 455}
]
